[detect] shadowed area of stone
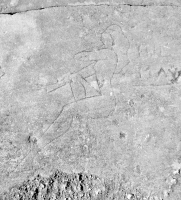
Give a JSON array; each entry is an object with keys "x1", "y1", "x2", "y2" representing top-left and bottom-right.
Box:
[
  {"x1": 2, "y1": 169, "x2": 166, "y2": 200},
  {"x1": 1, "y1": 170, "x2": 125, "y2": 200}
]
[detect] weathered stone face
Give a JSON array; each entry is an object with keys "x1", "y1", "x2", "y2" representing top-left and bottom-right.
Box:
[
  {"x1": 1, "y1": 0, "x2": 181, "y2": 14},
  {"x1": 0, "y1": 1, "x2": 181, "y2": 200}
]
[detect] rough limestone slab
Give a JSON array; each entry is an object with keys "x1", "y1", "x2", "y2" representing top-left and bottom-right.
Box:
[{"x1": 0, "y1": 2, "x2": 181, "y2": 200}]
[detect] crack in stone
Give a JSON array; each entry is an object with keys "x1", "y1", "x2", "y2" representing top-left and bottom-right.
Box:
[{"x1": 0, "y1": 3, "x2": 180, "y2": 15}]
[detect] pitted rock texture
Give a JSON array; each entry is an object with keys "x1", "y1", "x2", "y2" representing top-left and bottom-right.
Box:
[
  {"x1": 0, "y1": 170, "x2": 155, "y2": 200},
  {"x1": 0, "y1": 2, "x2": 181, "y2": 200},
  {"x1": 2, "y1": 170, "x2": 181, "y2": 199}
]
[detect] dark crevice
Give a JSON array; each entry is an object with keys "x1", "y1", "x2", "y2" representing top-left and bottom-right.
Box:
[
  {"x1": 123, "y1": 4, "x2": 147, "y2": 7},
  {"x1": 0, "y1": 6, "x2": 60, "y2": 15},
  {"x1": 122, "y1": 3, "x2": 180, "y2": 7},
  {"x1": 0, "y1": 3, "x2": 180, "y2": 15}
]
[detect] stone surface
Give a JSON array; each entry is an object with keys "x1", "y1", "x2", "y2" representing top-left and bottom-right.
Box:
[
  {"x1": 1, "y1": 0, "x2": 181, "y2": 14},
  {"x1": 0, "y1": 1, "x2": 181, "y2": 200},
  {"x1": 1, "y1": 170, "x2": 128, "y2": 200}
]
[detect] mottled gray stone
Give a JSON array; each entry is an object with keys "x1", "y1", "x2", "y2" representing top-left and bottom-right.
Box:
[
  {"x1": 0, "y1": 2, "x2": 181, "y2": 200},
  {"x1": 0, "y1": 0, "x2": 181, "y2": 14}
]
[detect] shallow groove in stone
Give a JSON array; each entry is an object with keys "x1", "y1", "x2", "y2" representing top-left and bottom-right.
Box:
[{"x1": 0, "y1": 3, "x2": 180, "y2": 15}]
